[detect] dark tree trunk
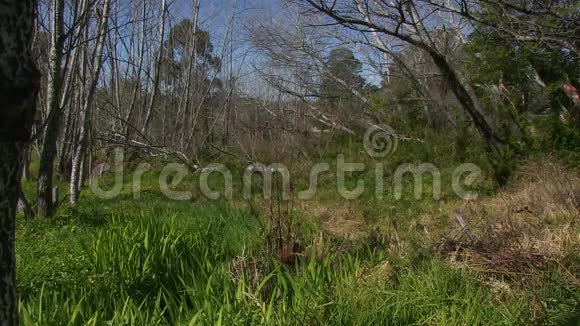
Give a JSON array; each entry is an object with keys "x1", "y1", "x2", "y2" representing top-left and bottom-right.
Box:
[
  {"x1": 56, "y1": 92, "x2": 76, "y2": 181},
  {"x1": 0, "y1": 0, "x2": 40, "y2": 324},
  {"x1": 0, "y1": 145, "x2": 25, "y2": 325}
]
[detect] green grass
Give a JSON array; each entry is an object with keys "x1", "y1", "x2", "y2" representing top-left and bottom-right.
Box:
[
  {"x1": 15, "y1": 212, "x2": 527, "y2": 325},
  {"x1": 15, "y1": 136, "x2": 579, "y2": 325},
  {"x1": 16, "y1": 190, "x2": 576, "y2": 325}
]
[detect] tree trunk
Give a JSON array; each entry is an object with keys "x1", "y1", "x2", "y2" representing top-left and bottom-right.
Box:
[
  {"x1": 179, "y1": 0, "x2": 200, "y2": 149},
  {"x1": 141, "y1": 0, "x2": 168, "y2": 134},
  {"x1": 123, "y1": 0, "x2": 147, "y2": 140},
  {"x1": 0, "y1": 144, "x2": 26, "y2": 325},
  {"x1": 18, "y1": 190, "x2": 34, "y2": 219},
  {"x1": 21, "y1": 145, "x2": 32, "y2": 181},
  {"x1": 37, "y1": 0, "x2": 64, "y2": 218},
  {"x1": 0, "y1": 0, "x2": 40, "y2": 323},
  {"x1": 56, "y1": 83, "x2": 78, "y2": 180},
  {"x1": 405, "y1": 0, "x2": 503, "y2": 152},
  {"x1": 69, "y1": 0, "x2": 111, "y2": 206},
  {"x1": 426, "y1": 48, "x2": 503, "y2": 153},
  {"x1": 55, "y1": 0, "x2": 88, "y2": 182}
]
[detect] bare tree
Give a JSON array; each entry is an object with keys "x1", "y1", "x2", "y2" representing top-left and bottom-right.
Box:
[
  {"x1": 299, "y1": 0, "x2": 505, "y2": 153},
  {"x1": 429, "y1": 0, "x2": 579, "y2": 56},
  {"x1": 121, "y1": 0, "x2": 149, "y2": 139},
  {"x1": 37, "y1": 0, "x2": 65, "y2": 218},
  {"x1": 69, "y1": 0, "x2": 112, "y2": 206},
  {"x1": 141, "y1": 0, "x2": 168, "y2": 134}
]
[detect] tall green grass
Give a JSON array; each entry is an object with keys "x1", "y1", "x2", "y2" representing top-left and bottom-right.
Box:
[
  {"x1": 15, "y1": 137, "x2": 577, "y2": 325},
  {"x1": 17, "y1": 200, "x2": 535, "y2": 325}
]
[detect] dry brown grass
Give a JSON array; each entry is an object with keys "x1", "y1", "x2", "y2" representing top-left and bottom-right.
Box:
[
  {"x1": 299, "y1": 201, "x2": 368, "y2": 240},
  {"x1": 424, "y1": 157, "x2": 579, "y2": 285},
  {"x1": 501, "y1": 158, "x2": 579, "y2": 219},
  {"x1": 239, "y1": 156, "x2": 579, "y2": 286}
]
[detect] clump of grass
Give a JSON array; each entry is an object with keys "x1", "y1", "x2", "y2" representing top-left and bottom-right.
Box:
[{"x1": 331, "y1": 260, "x2": 530, "y2": 325}]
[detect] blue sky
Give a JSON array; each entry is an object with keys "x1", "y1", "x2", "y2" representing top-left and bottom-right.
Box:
[
  {"x1": 166, "y1": 0, "x2": 382, "y2": 87},
  {"x1": 170, "y1": 0, "x2": 278, "y2": 29},
  {"x1": 166, "y1": 0, "x2": 282, "y2": 81},
  {"x1": 39, "y1": 0, "x2": 381, "y2": 93}
]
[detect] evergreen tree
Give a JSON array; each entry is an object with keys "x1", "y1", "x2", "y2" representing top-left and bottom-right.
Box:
[{"x1": 320, "y1": 48, "x2": 365, "y2": 105}]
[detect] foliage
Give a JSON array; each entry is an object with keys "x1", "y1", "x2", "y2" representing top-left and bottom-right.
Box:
[
  {"x1": 464, "y1": 1, "x2": 580, "y2": 174},
  {"x1": 320, "y1": 48, "x2": 365, "y2": 105},
  {"x1": 159, "y1": 19, "x2": 221, "y2": 88}
]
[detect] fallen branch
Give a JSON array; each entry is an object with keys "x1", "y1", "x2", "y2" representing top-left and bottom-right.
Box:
[
  {"x1": 99, "y1": 132, "x2": 199, "y2": 171},
  {"x1": 454, "y1": 209, "x2": 477, "y2": 243}
]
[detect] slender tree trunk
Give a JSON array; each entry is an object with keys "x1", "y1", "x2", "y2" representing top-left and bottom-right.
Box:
[
  {"x1": 37, "y1": 0, "x2": 64, "y2": 218},
  {"x1": 55, "y1": 46, "x2": 84, "y2": 181},
  {"x1": 123, "y1": 0, "x2": 147, "y2": 139},
  {"x1": 56, "y1": 95, "x2": 75, "y2": 179},
  {"x1": 179, "y1": 0, "x2": 201, "y2": 149},
  {"x1": 141, "y1": 0, "x2": 168, "y2": 134},
  {"x1": 55, "y1": 0, "x2": 87, "y2": 179},
  {"x1": 0, "y1": 0, "x2": 40, "y2": 323},
  {"x1": 108, "y1": 0, "x2": 122, "y2": 132},
  {"x1": 18, "y1": 189, "x2": 34, "y2": 219},
  {"x1": 69, "y1": 0, "x2": 111, "y2": 206},
  {"x1": 21, "y1": 145, "x2": 32, "y2": 181}
]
